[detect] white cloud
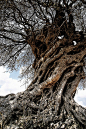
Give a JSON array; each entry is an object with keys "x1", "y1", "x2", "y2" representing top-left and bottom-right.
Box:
[
  {"x1": 74, "y1": 88, "x2": 86, "y2": 107},
  {"x1": 0, "y1": 66, "x2": 25, "y2": 96}
]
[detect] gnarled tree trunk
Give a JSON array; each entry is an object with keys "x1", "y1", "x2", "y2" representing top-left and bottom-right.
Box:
[{"x1": 0, "y1": 25, "x2": 86, "y2": 129}]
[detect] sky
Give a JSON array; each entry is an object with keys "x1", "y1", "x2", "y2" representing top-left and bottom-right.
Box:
[
  {"x1": 0, "y1": 66, "x2": 86, "y2": 108},
  {"x1": 0, "y1": 66, "x2": 26, "y2": 96}
]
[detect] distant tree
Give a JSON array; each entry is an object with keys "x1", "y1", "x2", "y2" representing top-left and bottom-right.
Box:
[{"x1": 0, "y1": 0, "x2": 86, "y2": 128}]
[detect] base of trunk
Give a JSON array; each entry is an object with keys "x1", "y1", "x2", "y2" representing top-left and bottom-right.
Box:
[{"x1": 0, "y1": 90, "x2": 86, "y2": 129}]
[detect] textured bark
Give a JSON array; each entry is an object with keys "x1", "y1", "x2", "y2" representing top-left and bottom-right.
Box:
[{"x1": 0, "y1": 26, "x2": 86, "y2": 129}]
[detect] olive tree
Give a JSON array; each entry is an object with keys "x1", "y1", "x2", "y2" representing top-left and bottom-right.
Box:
[{"x1": 0, "y1": 0, "x2": 86, "y2": 128}]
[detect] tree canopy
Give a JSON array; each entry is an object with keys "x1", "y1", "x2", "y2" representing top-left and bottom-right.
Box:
[
  {"x1": 0, "y1": 0, "x2": 86, "y2": 81},
  {"x1": 0, "y1": 1, "x2": 86, "y2": 128}
]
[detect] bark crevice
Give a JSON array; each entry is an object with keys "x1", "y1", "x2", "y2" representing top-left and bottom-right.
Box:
[{"x1": 0, "y1": 33, "x2": 86, "y2": 129}]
